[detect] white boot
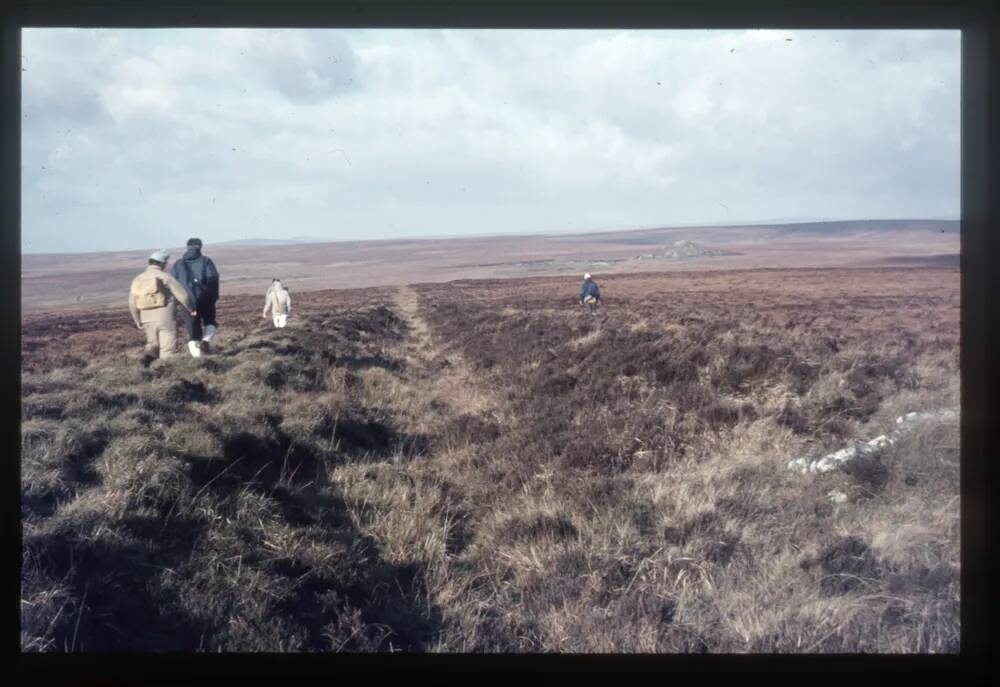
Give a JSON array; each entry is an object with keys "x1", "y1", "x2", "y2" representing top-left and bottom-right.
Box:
[
  {"x1": 202, "y1": 324, "x2": 217, "y2": 342},
  {"x1": 188, "y1": 340, "x2": 202, "y2": 358}
]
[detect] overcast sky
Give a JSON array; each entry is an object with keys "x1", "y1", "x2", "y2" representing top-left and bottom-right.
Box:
[{"x1": 21, "y1": 28, "x2": 959, "y2": 254}]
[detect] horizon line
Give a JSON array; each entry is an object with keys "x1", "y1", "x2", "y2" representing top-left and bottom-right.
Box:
[{"x1": 21, "y1": 216, "x2": 961, "y2": 257}]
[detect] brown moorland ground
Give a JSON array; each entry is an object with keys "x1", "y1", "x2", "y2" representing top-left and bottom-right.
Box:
[
  {"x1": 20, "y1": 220, "x2": 958, "y2": 313},
  {"x1": 21, "y1": 266, "x2": 959, "y2": 652}
]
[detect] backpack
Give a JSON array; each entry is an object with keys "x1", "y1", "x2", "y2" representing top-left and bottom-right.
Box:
[
  {"x1": 131, "y1": 272, "x2": 167, "y2": 310},
  {"x1": 180, "y1": 257, "x2": 210, "y2": 302},
  {"x1": 275, "y1": 288, "x2": 291, "y2": 313}
]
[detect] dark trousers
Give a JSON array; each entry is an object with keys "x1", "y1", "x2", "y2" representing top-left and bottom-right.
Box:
[{"x1": 180, "y1": 298, "x2": 217, "y2": 342}]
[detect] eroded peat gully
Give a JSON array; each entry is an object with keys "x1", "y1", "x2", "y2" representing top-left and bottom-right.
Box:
[{"x1": 21, "y1": 267, "x2": 960, "y2": 652}]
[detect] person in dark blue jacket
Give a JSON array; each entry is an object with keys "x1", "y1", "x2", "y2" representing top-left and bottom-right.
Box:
[
  {"x1": 171, "y1": 238, "x2": 220, "y2": 357},
  {"x1": 580, "y1": 273, "x2": 601, "y2": 312}
]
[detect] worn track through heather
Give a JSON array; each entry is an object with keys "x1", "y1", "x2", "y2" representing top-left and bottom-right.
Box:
[{"x1": 391, "y1": 285, "x2": 508, "y2": 427}]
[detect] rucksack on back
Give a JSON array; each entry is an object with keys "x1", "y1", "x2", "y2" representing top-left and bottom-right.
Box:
[
  {"x1": 180, "y1": 257, "x2": 210, "y2": 301},
  {"x1": 131, "y1": 272, "x2": 168, "y2": 310},
  {"x1": 274, "y1": 288, "x2": 291, "y2": 313}
]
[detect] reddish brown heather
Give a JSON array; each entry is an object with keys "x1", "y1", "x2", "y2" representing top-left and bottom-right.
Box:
[{"x1": 21, "y1": 268, "x2": 959, "y2": 653}]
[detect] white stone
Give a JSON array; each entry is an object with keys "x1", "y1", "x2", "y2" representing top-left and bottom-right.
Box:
[{"x1": 787, "y1": 406, "x2": 959, "y2": 474}]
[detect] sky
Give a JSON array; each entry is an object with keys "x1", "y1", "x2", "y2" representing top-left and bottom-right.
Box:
[{"x1": 21, "y1": 28, "x2": 960, "y2": 254}]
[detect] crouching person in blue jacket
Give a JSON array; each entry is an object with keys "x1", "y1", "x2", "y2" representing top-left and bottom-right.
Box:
[{"x1": 580, "y1": 273, "x2": 601, "y2": 313}]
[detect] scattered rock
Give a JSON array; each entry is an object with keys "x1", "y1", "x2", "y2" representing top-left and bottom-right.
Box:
[
  {"x1": 826, "y1": 490, "x2": 848, "y2": 504},
  {"x1": 787, "y1": 407, "x2": 959, "y2": 474},
  {"x1": 634, "y1": 240, "x2": 740, "y2": 261}
]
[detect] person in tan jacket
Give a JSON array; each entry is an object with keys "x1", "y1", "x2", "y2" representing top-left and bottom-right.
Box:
[
  {"x1": 129, "y1": 249, "x2": 195, "y2": 366},
  {"x1": 262, "y1": 278, "x2": 292, "y2": 328}
]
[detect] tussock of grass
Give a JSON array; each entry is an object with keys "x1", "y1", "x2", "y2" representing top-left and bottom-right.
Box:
[
  {"x1": 22, "y1": 298, "x2": 443, "y2": 652},
  {"x1": 410, "y1": 269, "x2": 959, "y2": 652}
]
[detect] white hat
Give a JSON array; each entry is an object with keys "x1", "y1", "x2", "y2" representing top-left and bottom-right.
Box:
[
  {"x1": 584, "y1": 273, "x2": 591, "y2": 279},
  {"x1": 149, "y1": 249, "x2": 170, "y2": 263}
]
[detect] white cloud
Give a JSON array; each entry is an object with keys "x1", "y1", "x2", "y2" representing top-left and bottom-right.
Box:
[{"x1": 99, "y1": 56, "x2": 179, "y2": 123}]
